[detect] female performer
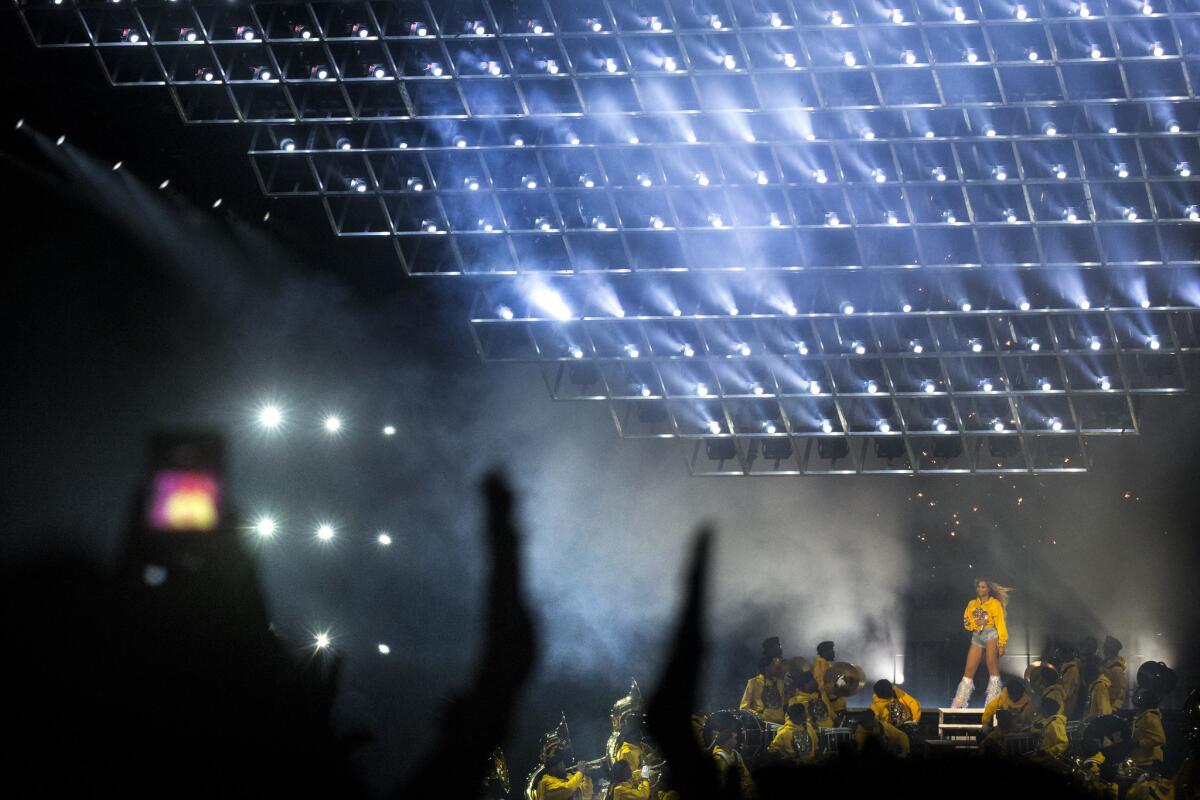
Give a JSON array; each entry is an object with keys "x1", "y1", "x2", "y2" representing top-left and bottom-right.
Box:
[{"x1": 951, "y1": 579, "x2": 1012, "y2": 708}]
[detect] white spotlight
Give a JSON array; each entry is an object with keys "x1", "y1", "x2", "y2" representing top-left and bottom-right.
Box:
[
  {"x1": 1029, "y1": 338, "x2": 1041, "y2": 352},
  {"x1": 378, "y1": 643, "x2": 391, "y2": 655},
  {"x1": 706, "y1": 420, "x2": 721, "y2": 435},
  {"x1": 901, "y1": 49, "x2": 917, "y2": 65},
  {"x1": 254, "y1": 516, "x2": 277, "y2": 538},
  {"x1": 821, "y1": 419, "x2": 835, "y2": 433},
  {"x1": 763, "y1": 421, "x2": 777, "y2": 434},
  {"x1": 1099, "y1": 376, "x2": 1113, "y2": 390},
  {"x1": 961, "y1": 302, "x2": 973, "y2": 312},
  {"x1": 722, "y1": 54, "x2": 736, "y2": 70},
  {"x1": 952, "y1": 5, "x2": 967, "y2": 21},
  {"x1": 902, "y1": 303, "x2": 913, "y2": 313},
  {"x1": 1089, "y1": 336, "x2": 1102, "y2": 351},
  {"x1": 1123, "y1": 207, "x2": 1139, "y2": 221},
  {"x1": 877, "y1": 419, "x2": 892, "y2": 433},
  {"x1": 1053, "y1": 164, "x2": 1068, "y2": 180},
  {"x1": 970, "y1": 338, "x2": 984, "y2": 353},
  {"x1": 911, "y1": 340, "x2": 924, "y2": 354},
  {"x1": 1115, "y1": 162, "x2": 1130, "y2": 179},
  {"x1": 316, "y1": 524, "x2": 335, "y2": 542},
  {"x1": 1147, "y1": 335, "x2": 1162, "y2": 350},
  {"x1": 1019, "y1": 300, "x2": 1032, "y2": 311},
  {"x1": 965, "y1": 48, "x2": 979, "y2": 63},
  {"x1": 1043, "y1": 122, "x2": 1058, "y2": 136},
  {"x1": 991, "y1": 419, "x2": 1006, "y2": 432},
  {"x1": 890, "y1": 9, "x2": 905, "y2": 23},
  {"x1": 650, "y1": 215, "x2": 666, "y2": 230},
  {"x1": 809, "y1": 381, "x2": 823, "y2": 395},
  {"x1": 568, "y1": 345, "x2": 584, "y2": 360},
  {"x1": 824, "y1": 211, "x2": 841, "y2": 227},
  {"x1": 842, "y1": 51, "x2": 857, "y2": 67},
  {"x1": 695, "y1": 171, "x2": 710, "y2": 186},
  {"x1": 872, "y1": 168, "x2": 887, "y2": 183},
  {"x1": 1141, "y1": 298, "x2": 1153, "y2": 309},
  {"x1": 865, "y1": 379, "x2": 879, "y2": 394},
  {"x1": 980, "y1": 378, "x2": 995, "y2": 393},
  {"x1": 696, "y1": 382, "x2": 709, "y2": 397},
  {"x1": 378, "y1": 532, "x2": 393, "y2": 545},
  {"x1": 1079, "y1": 299, "x2": 1092, "y2": 310},
  {"x1": 258, "y1": 404, "x2": 284, "y2": 430},
  {"x1": 314, "y1": 631, "x2": 331, "y2": 650},
  {"x1": 922, "y1": 379, "x2": 937, "y2": 393},
  {"x1": 1015, "y1": 4, "x2": 1029, "y2": 19},
  {"x1": 1049, "y1": 417, "x2": 1064, "y2": 432},
  {"x1": 934, "y1": 418, "x2": 950, "y2": 433},
  {"x1": 932, "y1": 166, "x2": 947, "y2": 182},
  {"x1": 383, "y1": 425, "x2": 396, "y2": 436},
  {"x1": 752, "y1": 383, "x2": 765, "y2": 396},
  {"x1": 1063, "y1": 207, "x2": 1080, "y2": 223},
  {"x1": 756, "y1": 170, "x2": 770, "y2": 185},
  {"x1": 350, "y1": 178, "x2": 369, "y2": 193},
  {"x1": 814, "y1": 168, "x2": 829, "y2": 184},
  {"x1": 1004, "y1": 209, "x2": 1019, "y2": 223},
  {"x1": 782, "y1": 52, "x2": 797, "y2": 68},
  {"x1": 852, "y1": 340, "x2": 867, "y2": 355},
  {"x1": 840, "y1": 302, "x2": 855, "y2": 315},
  {"x1": 1040, "y1": 377, "x2": 1053, "y2": 392},
  {"x1": 1151, "y1": 41, "x2": 1165, "y2": 57},
  {"x1": 797, "y1": 341, "x2": 809, "y2": 355},
  {"x1": 738, "y1": 343, "x2": 752, "y2": 357},
  {"x1": 992, "y1": 165, "x2": 1008, "y2": 181},
  {"x1": 1088, "y1": 43, "x2": 1102, "y2": 59},
  {"x1": 682, "y1": 344, "x2": 695, "y2": 358},
  {"x1": 1186, "y1": 205, "x2": 1200, "y2": 221},
  {"x1": 1176, "y1": 161, "x2": 1192, "y2": 177},
  {"x1": 323, "y1": 415, "x2": 343, "y2": 433}
]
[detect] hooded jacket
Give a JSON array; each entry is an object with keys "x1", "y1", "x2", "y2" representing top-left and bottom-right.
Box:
[
  {"x1": 962, "y1": 596, "x2": 1008, "y2": 647},
  {"x1": 870, "y1": 687, "x2": 922, "y2": 726},
  {"x1": 740, "y1": 673, "x2": 787, "y2": 724},
  {"x1": 1084, "y1": 674, "x2": 1113, "y2": 721},
  {"x1": 1132, "y1": 708, "x2": 1166, "y2": 767},
  {"x1": 1102, "y1": 656, "x2": 1128, "y2": 709},
  {"x1": 982, "y1": 689, "x2": 1035, "y2": 728}
]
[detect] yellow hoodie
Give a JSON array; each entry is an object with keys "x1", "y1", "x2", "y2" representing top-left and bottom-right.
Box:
[
  {"x1": 1041, "y1": 683, "x2": 1066, "y2": 717},
  {"x1": 870, "y1": 687, "x2": 922, "y2": 726},
  {"x1": 1030, "y1": 713, "x2": 1068, "y2": 757},
  {"x1": 813, "y1": 655, "x2": 832, "y2": 689},
  {"x1": 982, "y1": 689, "x2": 1035, "y2": 728},
  {"x1": 962, "y1": 597, "x2": 1008, "y2": 647},
  {"x1": 1102, "y1": 656, "x2": 1128, "y2": 709},
  {"x1": 537, "y1": 771, "x2": 593, "y2": 800},
  {"x1": 740, "y1": 673, "x2": 787, "y2": 724},
  {"x1": 768, "y1": 718, "x2": 819, "y2": 764},
  {"x1": 789, "y1": 689, "x2": 836, "y2": 729},
  {"x1": 1060, "y1": 660, "x2": 1081, "y2": 717},
  {"x1": 616, "y1": 741, "x2": 643, "y2": 781},
  {"x1": 1084, "y1": 675, "x2": 1113, "y2": 721},
  {"x1": 612, "y1": 779, "x2": 652, "y2": 800},
  {"x1": 1132, "y1": 708, "x2": 1166, "y2": 767}
]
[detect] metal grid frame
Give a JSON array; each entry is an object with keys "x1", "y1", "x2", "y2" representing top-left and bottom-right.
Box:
[{"x1": 17, "y1": 0, "x2": 1200, "y2": 474}]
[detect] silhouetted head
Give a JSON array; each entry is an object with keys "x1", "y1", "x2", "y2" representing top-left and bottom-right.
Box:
[
  {"x1": 1135, "y1": 691, "x2": 1161, "y2": 712},
  {"x1": 1078, "y1": 636, "x2": 1099, "y2": 658},
  {"x1": 873, "y1": 679, "x2": 895, "y2": 699},
  {"x1": 762, "y1": 636, "x2": 783, "y2": 661},
  {"x1": 619, "y1": 715, "x2": 643, "y2": 745},
  {"x1": 1103, "y1": 636, "x2": 1123, "y2": 659},
  {"x1": 1005, "y1": 679, "x2": 1026, "y2": 702},
  {"x1": 817, "y1": 641, "x2": 835, "y2": 660},
  {"x1": 1041, "y1": 696, "x2": 1063, "y2": 717},
  {"x1": 1082, "y1": 657, "x2": 1102, "y2": 686},
  {"x1": 760, "y1": 654, "x2": 784, "y2": 679},
  {"x1": 995, "y1": 709, "x2": 1016, "y2": 732},
  {"x1": 797, "y1": 670, "x2": 818, "y2": 693},
  {"x1": 787, "y1": 703, "x2": 808, "y2": 725}
]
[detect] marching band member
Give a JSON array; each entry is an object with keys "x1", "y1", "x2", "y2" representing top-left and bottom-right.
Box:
[
  {"x1": 710, "y1": 715, "x2": 753, "y2": 797},
  {"x1": 614, "y1": 716, "x2": 645, "y2": 783},
  {"x1": 535, "y1": 748, "x2": 593, "y2": 800},
  {"x1": 953, "y1": 579, "x2": 1012, "y2": 708},
  {"x1": 740, "y1": 637, "x2": 787, "y2": 724},
  {"x1": 1059, "y1": 645, "x2": 1083, "y2": 719},
  {"x1": 852, "y1": 711, "x2": 910, "y2": 757},
  {"x1": 609, "y1": 761, "x2": 651, "y2": 800},
  {"x1": 1083, "y1": 658, "x2": 1114, "y2": 721},
  {"x1": 1132, "y1": 692, "x2": 1167, "y2": 772},
  {"x1": 1028, "y1": 696, "x2": 1069, "y2": 761},
  {"x1": 1101, "y1": 636, "x2": 1128, "y2": 710},
  {"x1": 813, "y1": 641, "x2": 836, "y2": 689},
  {"x1": 870, "y1": 679, "x2": 921, "y2": 728},
  {"x1": 768, "y1": 702, "x2": 819, "y2": 765},
  {"x1": 981, "y1": 679, "x2": 1035, "y2": 730},
  {"x1": 788, "y1": 670, "x2": 837, "y2": 730}
]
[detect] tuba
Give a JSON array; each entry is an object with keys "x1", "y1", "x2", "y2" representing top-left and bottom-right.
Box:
[
  {"x1": 1025, "y1": 660, "x2": 1058, "y2": 695},
  {"x1": 484, "y1": 747, "x2": 510, "y2": 799},
  {"x1": 606, "y1": 680, "x2": 644, "y2": 765}
]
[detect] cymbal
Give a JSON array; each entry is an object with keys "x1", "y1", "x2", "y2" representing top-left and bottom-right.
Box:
[{"x1": 825, "y1": 662, "x2": 866, "y2": 696}]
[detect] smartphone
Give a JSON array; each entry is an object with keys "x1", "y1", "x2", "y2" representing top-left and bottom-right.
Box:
[{"x1": 144, "y1": 432, "x2": 225, "y2": 534}]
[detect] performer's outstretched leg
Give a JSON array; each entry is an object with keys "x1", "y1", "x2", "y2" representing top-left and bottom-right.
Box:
[{"x1": 952, "y1": 645, "x2": 983, "y2": 708}]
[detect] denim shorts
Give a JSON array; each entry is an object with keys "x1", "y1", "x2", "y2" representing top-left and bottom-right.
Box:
[{"x1": 971, "y1": 627, "x2": 999, "y2": 647}]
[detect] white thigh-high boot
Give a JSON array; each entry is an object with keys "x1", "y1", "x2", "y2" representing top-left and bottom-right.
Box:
[
  {"x1": 985, "y1": 676, "x2": 1003, "y2": 706},
  {"x1": 951, "y1": 676, "x2": 975, "y2": 708}
]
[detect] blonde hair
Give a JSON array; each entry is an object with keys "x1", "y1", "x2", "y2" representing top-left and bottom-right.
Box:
[{"x1": 976, "y1": 579, "x2": 1013, "y2": 610}]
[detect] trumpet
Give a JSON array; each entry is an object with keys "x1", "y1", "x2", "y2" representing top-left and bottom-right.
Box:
[{"x1": 568, "y1": 757, "x2": 609, "y2": 774}]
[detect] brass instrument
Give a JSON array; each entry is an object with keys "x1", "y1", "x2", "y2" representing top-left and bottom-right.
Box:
[
  {"x1": 568, "y1": 757, "x2": 610, "y2": 773},
  {"x1": 484, "y1": 747, "x2": 510, "y2": 798},
  {"x1": 606, "y1": 680, "x2": 644, "y2": 765},
  {"x1": 1025, "y1": 660, "x2": 1059, "y2": 695}
]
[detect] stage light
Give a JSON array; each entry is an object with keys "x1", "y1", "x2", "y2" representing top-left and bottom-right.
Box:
[
  {"x1": 738, "y1": 343, "x2": 752, "y2": 357},
  {"x1": 1168, "y1": 120, "x2": 1181, "y2": 133},
  {"x1": 592, "y1": 217, "x2": 609, "y2": 231},
  {"x1": 729, "y1": 307, "x2": 739, "y2": 316},
  {"x1": 902, "y1": 303, "x2": 913, "y2": 313},
  {"x1": 1123, "y1": 207, "x2": 1139, "y2": 221},
  {"x1": 722, "y1": 54, "x2": 737, "y2": 70},
  {"x1": 877, "y1": 419, "x2": 892, "y2": 433},
  {"x1": 648, "y1": 16, "x2": 663, "y2": 31},
  {"x1": 627, "y1": 135, "x2": 639, "y2": 145},
  {"x1": 179, "y1": 27, "x2": 197, "y2": 42},
  {"x1": 924, "y1": 130, "x2": 936, "y2": 138},
  {"x1": 756, "y1": 170, "x2": 770, "y2": 185},
  {"x1": 901, "y1": 49, "x2": 917, "y2": 65},
  {"x1": 842, "y1": 51, "x2": 857, "y2": 67},
  {"x1": 821, "y1": 418, "x2": 835, "y2": 433},
  {"x1": 961, "y1": 302, "x2": 973, "y2": 312},
  {"x1": 814, "y1": 168, "x2": 829, "y2": 184},
  {"x1": 752, "y1": 383, "x2": 765, "y2": 396},
  {"x1": 1141, "y1": 298, "x2": 1153, "y2": 309},
  {"x1": 1042, "y1": 122, "x2": 1058, "y2": 136},
  {"x1": 566, "y1": 344, "x2": 584, "y2": 360},
  {"x1": 497, "y1": 305, "x2": 514, "y2": 320},
  {"x1": 991, "y1": 419, "x2": 1006, "y2": 432},
  {"x1": 479, "y1": 220, "x2": 495, "y2": 232},
  {"x1": 1115, "y1": 162, "x2": 1130, "y2": 178},
  {"x1": 672, "y1": 308, "x2": 683, "y2": 318},
  {"x1": 952, "y1": 5, "x2": 967, "y2": 21},
  {"x1": 312, "y1": 66, "x2": 331, "y2": 80},
  {"x1": 1141, "y1": 1, "x2": 1154, "y2": 13},
  {"x1": 1015, "y1": 4, "x2": 1029, "y2": 19},
  {"x1": 649, "y1": 215, "x2": 666, "y2": 229},
  {"x1": 1063, "y1": 207, "x2": 1080, "y2": 223},
  {"x1": 323, "y1": 415, "x2": 343, "y2": 434},
  {"x1": 237, "y1": 26, "x2": 256, "y2": 41},
  {"x1": 1089, "y1": 336, "x2": 1102, "y2": 351},
  {"x1": 695, "y1": 171, "x2": 710, "y2": 186},
  {"x1": 707, "y1": 420, "x2": 722, "y2": 434},
  {"x1": 314, "y1": 631, "x2": 331, "y2": 650},
  {"x1": 378, "y1": 643, "x2": 391, "y2": 655},
  {"x1": 1147, "y1": 335, "x2": 1162, "y2": 350},
  {"x1": 783, "y1": 302, "x2": 798, "y2": 316},
  {"x1": 1088, "y1": 43, "x2": 1102, "y2": 59},
  {"x1": 871, "y1": 168, "x2": 887, "y2": 183},
  {"x1": 422, "y1": 219, "x2": 440, "y2": 233},
  {"x1": 866, "y1": 379, "x2": 879, "y2": 394},
  {"x1": 984, "y1": 125, "x2": 996, "y2": 137},
  {"x1": 1040, "y1": 377, "x2": 1053, "y2": 391},
  {"x1": 782, "y1": 52, "x2": 797, "y2": 68},
  {"x1": 1078, "y1": 1, "x2": 1091, "y2": 16},
  {"x1": 1151, "y1": 41, "x2": 1165, "y2": 57},
  {"x1": 1052, "y1": 164, "x2": 1068, "y2": 180},
  {"x1": 1176, "y1": 161, "x2": 1192, "y2": 177},
  {"x1": 254, "y1": 516, "x2": 277, "y2": 538},
  {"x1": 709, "y1": 213, "x2": 725, "y2": 229},
  {"x1": 536, "y1": 217, "x2": 554, "y2": 232},
  {"x1": 258, "y1": 404, "x2": 284, "y2": 430},
  {"x1": 852, "y1": 340, "x2": 867, "y2": 355},
  {"x1": 427, "y1": 61, "x2": 444, "y2": 76},
  {"x1": 992, "y1": 165, "x2": 1008, "y2": 181},
  {"x1": 1027, "y1": 48, "x2": 1040, "y2": 61},
  {"x1": 370, "y1": 64, "x2": 388, "y2": 79},
  {"x1": 1004, "y1": 208, "x2": 1019, "y2": 223},
  {"x1": 640, "y1": 384, "x2": 652, "y2": 397},
  {"x1": 1028, "y1": 338, "x2": 1041, "y2": 351},
  {"x1": 682, "y1": 344, "x2": 695, "y2": 358},
  {"x1": 809, "y1": 381, "x2": 823, "y2": 395},
  {"x1": 861, "y1": 127, "x2": 875, "y2": 140},
  {"x1": 885, "y1": 210, "x2": 900, "y2": 226},
  {"x1": 942, "y1": 210, "x2": 958, "y2": 224},
  {"x1": 1079, "y1": 299, "x2": 1091, "y2": 310},
  {"x1": 931, "y1": 166, "x2": 947, "y2": 182},
  {"x1": 911, "y1": 340, "x2": 924, "y2": 353},
  {"x1": 603, "y1": 58, "x2": 618, "y2": 73},
  {"x1": 254, "y1": 67, "x2": 273, "y2": 81},
  {"x1": 452, "y1": 135, "x2": 467, "y2": 148},
  {"x1": 464, "y1": 176, "x2": 481, "y2": 191},
  {"x1": 934, "y1": 418, "x2": 950, "y2": 433},
  {"x1": 1187, "y1": 205, "x2": 1200, "y2": 221},
  {"x1": 922, "y1": 379, "x2": 937, "y2": 393},
  {"x1": 970, "y1": 338, "x2": 984, "y2": 352},
  {"x1": 763, "y1": 421, "x2": 777, "y2": 434},
  {"x1": 350, "y1": 178, "x2": 368, "y2": 193},
  {"x1": 1019, "y1": 300, "x2": 1032, "y2": 311},
  {"x1": 769, "y1": 11, "x2": 785, "y2": 27},
  {"x1": 965, "y1": 48, "x2": 979, "y2": 63},
  {"x1": 824, "y1": 211, "x2": 841, "y2": 227},
  {"x1": 1099, "y1": 376, "x2": 1113, "y2": 390},
  {"x1": 769, "y1": 212, "x2": 784, "y2": 228},
  {"x1": 523, "y1": 175, "x2": 539, "y2": 189},
  {"x1": 337, "y1": 137, "x2": 352, "y2": 151},
  {"x1": 840, "y1": 302, "x2": 855, "y2": 315},
  {"x1": 471, "y1": 21, "x2": 487, "y2": 35},
  {"x1": 382, "y1": 425, "x2": 396, "y2": 436},
  {"x1": 410, "y1": 22, "x2": 428, "y2": 37},
  {"x1": 980, "y1": 378, "x2": 995, "y2": 392},
  {"x1": 565, "y1": 131, "x2": 580, "y2": 145},
  {"x1": 316, "y1": 523, "x2": 335, "y2": 542}
]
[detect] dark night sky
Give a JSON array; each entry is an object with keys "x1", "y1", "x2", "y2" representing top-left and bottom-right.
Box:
[{"x1": 3, "y1": 10, "x2": 1199, "y2": 794}]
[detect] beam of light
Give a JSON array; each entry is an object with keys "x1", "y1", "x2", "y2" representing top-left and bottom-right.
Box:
[
  {"x1": 322, "y1": 414, "x2": 343, "y2": 434},
  {"x1": 377, "y1": 532, "x2": 393, "y2": 546},
  {"x1": 529, "y1": 285, "x2": 572, "y2": 320},
  {"x1": 253, "y1": 515, "x2": 277, "y2": 538},
  {"x1": 313, "y1": 630, "x2": 332, "y2": 650},
  {"x1": 316, "y1": 522, "x2": 336, "y2": 542}
]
